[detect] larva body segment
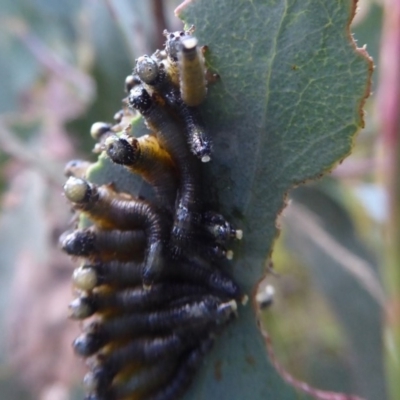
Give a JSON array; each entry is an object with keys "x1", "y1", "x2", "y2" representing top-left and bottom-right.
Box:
[
  {"x1": 177, "y1": 104, "x2": 212, "y2": 162},
  {"x1": 144, "y1": 338, "x2": 214, "y2": 400},
  {"x1": 106, "y1": 360, "x2": 177, "y2": 400},
  {"x1": 136, "y1": 55, "x2": 163, "y2": 87},
  {"x1": 179, "y1": 36, "x2": 207, "y2": 107},
  {"x1": 176, "y1": 256, "x2": 243, "y2": 301}
]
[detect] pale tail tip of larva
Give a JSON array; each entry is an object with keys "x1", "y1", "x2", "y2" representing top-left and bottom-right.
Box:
[
  {"x1": 226, "y1": 250, "x2": 234, "y2": 260},
  {"x1": 235, "y1": 229, "x2": 243, "y2": 240}
]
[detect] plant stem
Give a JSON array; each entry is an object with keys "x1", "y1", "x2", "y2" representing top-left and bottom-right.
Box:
[{"x1": 377, "y1": 1, "x2": 400, "y2": 398}]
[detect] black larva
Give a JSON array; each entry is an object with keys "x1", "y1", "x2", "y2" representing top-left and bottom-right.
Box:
[
  {"x1": 64, "y1": 177, "x2": 168, "y2": 285},
  {"x1": 105, "y1": 134, "x2": 178, "y2": 212},
  {"x1": 69, "y1": 282, "x2": 212, "y2": 320},
  {"x1": 83, "y1": 329, "x2": 210, "y2": 395},
  {"x1": 128, "y1": 85, "x2": 203, "y2": 258},
  {"x1": 61, "y1": 28, "x2": 244, "y2": 400},
  {"x1": 134, "y1": 43, "x2": 212, "y2": 162},
  {"x1": 61, "y1": 228, "x2": 146, "y2": 261},
  {"x1": 73, "y1": 258, "x2": 242, "y2": 300},
  {"x1": 73, "y1": 296, "x2": 235, "y2": 357}
]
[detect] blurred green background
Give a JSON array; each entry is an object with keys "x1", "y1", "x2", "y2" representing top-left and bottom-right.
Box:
[{"x1": 0, "y1": 1, "x2": 394, "y2": 400}]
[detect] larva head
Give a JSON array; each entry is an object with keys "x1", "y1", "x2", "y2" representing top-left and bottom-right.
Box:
[
  {"x1": 141, "y1": 241, "x2": 165, "y2": 289},
  {"x1": 202, "y1": 211, "x2": 243, "y2": 244},
  {"x1": 208, "y1": 270, "x2": 243, "y2": 300},
  {"x1": 136, "y1": 55, "x2": 159, "y2": 84},
  {"x1": 60, "y1": 229, "x2": 95, "y2": 257},
  {"x1": 64, "y1": 159, "x2": 92, "y2": 179},
  {"x1": 68, "y1": 296, "x2": 96, "y2": 319},
  {"x1": 73, "y1": 332, "x2": 104, "y2": 357},
  {"x1": 73, "y1": 265, "x2": 98, "y2": 291},
  {"x1": 105, "y1": 135, "x2": 139, "y2": 166},
  {"x1": 128, "y1": 86, "x2": 152, "y2": 115},
  {"x1": 164, "y1": 30, "x2": 186, "y2": 62},
  {"x1": 64, "y1": 177, "x2": 92, "y2": 204},
  {"x1": 124, "y1": 74, "x2": 141, "y2": 93},
  {"x1": 90, "y1": 122, "x2": 112, "y2": 140}
]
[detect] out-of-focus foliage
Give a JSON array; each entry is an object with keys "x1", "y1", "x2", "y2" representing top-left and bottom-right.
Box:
[
  {"x1": 264, "y1": 2, "x2": 389, "y2": 400},
  {"x1": 0, "y1": 1, "x2": 180, "y2": 399},
  {"x1": 0, "y1": 1, "x2": 393, "y2": 400}
]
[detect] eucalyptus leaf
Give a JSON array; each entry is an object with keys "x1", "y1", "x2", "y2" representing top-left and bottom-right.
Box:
[{"x1": 85, "y1": 0, "x2": 372, "y2": 398}]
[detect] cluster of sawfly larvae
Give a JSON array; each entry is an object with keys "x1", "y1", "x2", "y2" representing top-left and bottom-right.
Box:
[{"x1": 60, "y1": 28, "x2": 245, "y2": 400}]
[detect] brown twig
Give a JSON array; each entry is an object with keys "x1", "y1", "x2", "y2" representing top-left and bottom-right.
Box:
[
  {"x1": 377, "y1": 0, "x2": 400, "y2": 398},
  {"x1": 152, "y1": 0, "x2": 168, "y2": 48}
]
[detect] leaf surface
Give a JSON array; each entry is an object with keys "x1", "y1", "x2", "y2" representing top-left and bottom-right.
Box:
[{"x1": 87, "y1": 0, "x2": 372, "y2": 398}]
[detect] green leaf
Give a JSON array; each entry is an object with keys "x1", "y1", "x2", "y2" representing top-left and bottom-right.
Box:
[
  {"x1": 175, "y1": 0, "x2": 372, "y2": 398},
  {"x1": 86, "y1": 0, "x2": 372, "y2": 398}
]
